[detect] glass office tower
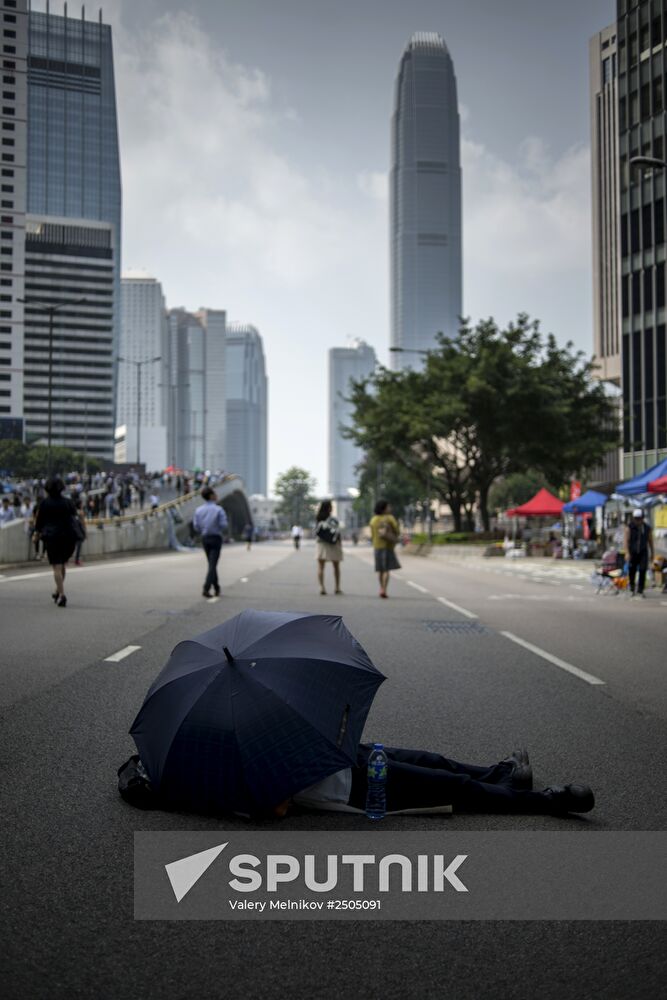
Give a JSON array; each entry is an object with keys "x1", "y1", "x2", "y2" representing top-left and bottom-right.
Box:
[
  {"x1": 225, "y1": 323, "x2": 268, "y2": 497},
  {"x1": 22, "y1": 7, "x2": 121, "y2": 457},
  {"x1": 390, "y1": 32, "x2": 462, "y2": 369},
  {"x1": 616, "y1": 0, "x2": 667, "y2": 476}
]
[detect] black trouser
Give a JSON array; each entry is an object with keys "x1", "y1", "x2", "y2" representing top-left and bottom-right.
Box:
[
  {"x1": 348, "y1": 744, "x2": 550, "y2": 814},
  {"x1": 202, "y1": 534, "x2": 222, "y2": 592},
  {"x1": 628, "y1": 552, "x2": 648, "y2": 594}
]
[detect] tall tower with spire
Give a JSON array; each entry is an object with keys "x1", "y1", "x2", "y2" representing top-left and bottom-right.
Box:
[{"x1": 390, "y1": 32, "x2": 462, "y2": 368}]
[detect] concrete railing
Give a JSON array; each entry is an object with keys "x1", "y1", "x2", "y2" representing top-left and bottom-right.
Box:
[{"x1": 0, "y1": 474, "x2": 249, "y2": 566}]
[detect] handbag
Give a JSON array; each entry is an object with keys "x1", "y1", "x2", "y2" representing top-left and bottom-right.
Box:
[
  {"x1": 377, "y1": 516, "x2": 399, "y2": 546},
  {"x1": 70, "y1": 515, "x2": 86, "y2": 542}
]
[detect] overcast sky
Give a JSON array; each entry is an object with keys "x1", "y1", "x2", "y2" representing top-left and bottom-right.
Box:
[{"x1": 35, "y1": 0, "x2": 615, "y2": 493}]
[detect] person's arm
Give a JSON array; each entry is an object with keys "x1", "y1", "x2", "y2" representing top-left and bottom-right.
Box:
[
  {"x1": 192, "y1": 507, "x2": 201, "y2": 534},
  {"x1": 218, "y1": 506, "x2": 229, "y2": 533},
  {"x1": 648, "y1": 527, "x2": 654, "y2": 561}
]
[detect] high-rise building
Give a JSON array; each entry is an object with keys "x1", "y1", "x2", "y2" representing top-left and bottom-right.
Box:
[
  {"x1": 166, "y1": 307, "x2": 226, "y2": 472},
  {"x1": 328, "y1": 339, "x2": 377, "y2": 497},
  {"x1": 21, "y1": 5, "x2": 121, "y2": 459},
  {"x1": 589, "y1": 23, "x2": 622, "y2": 487},
  {"x1": 590, "y1": 24, "x2": 621, "y2": 385},
  {"x1": 616, "y1": 0, "x2": 667, "y2": 476},
  {"x1": 116, "y1": 274, "x2": 168, "y2": 470},
  {"x1": 225, "y1": 322, "x2": 267, "y2": 495},
  {"x1": 390, "y1": 32, "x2": 462, "y2": 369},
  {"x1": 0, "y1": 0, "x2": 27, "y2": 441}
]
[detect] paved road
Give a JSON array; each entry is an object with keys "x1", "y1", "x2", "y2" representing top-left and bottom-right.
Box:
[{"x1": 2, "y1": 542, "x2": 665, "y2": 999}]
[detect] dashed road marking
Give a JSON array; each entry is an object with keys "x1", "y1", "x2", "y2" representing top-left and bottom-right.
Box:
[
  {"x1": 500, "y1": 631, "x2": 605, "y2": 686},
  {"x1": 437, "y1": 596, "x2": 478, "y2": 619},
  {"x1": 407, "y1": 580, "x2": 429, "y2": 594},
  {"x1": 240, "y1": 577, "x2": 249, "y2": 583},
  {"x1": 104, "y1": 645, "x2": 141, "y2": 663}
]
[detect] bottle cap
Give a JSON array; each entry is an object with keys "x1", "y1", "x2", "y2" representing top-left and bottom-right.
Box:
[{"x1": 373, "y1": 742, "x2": 383, "y2": 749}]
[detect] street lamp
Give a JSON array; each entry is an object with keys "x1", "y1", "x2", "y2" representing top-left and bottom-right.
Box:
[
  {"x1": 629, "y1": 155, "x2": 667, "y2": 173},
  {"x1": 118, "y1": 355, "x2": 161, "y2": 467},
  {"x1": 18, "y1": 296, "x2": 87, "y2": 475},
  {"x1": 388, "y1": 346, "x2": 430, "y2": 356}
]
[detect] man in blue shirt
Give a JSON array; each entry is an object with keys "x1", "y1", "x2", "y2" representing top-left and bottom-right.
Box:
[{"x1": 193, "y1": 487, "x2": 229, "y2": 598}]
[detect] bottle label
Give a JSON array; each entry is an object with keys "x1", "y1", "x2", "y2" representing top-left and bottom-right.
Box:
[{"x1": 368, "y1": 762, "x2": 387, "y2": 780}]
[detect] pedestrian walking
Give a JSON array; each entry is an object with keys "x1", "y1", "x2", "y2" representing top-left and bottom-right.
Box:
[
  {"x1": 291, "y1": 524, "x2": 303, "y2": 550},
  {"x1": 369, "y1": 499, "x2": 401, "y2": 598},
  {"x1": 315, "y1": 500, "x2": 343, "y2": 595},
  {"x1": 71, "y1": 493, "x2": 87, "y2": 566},
  {"x1": 34, "y1": 477, "x2": 80, "y2": 607},
  {"x1": 243, "y1": 522, "x2": 253, "y2": 551},
  {"x1": 0, "y1": 496, "x2": 16, "y2": 524},
  {"x1": 624, "y1": 508, "x2": 654, "y2": 597},
  {"x1": 193, "y1": 486, "x2": 229, "y2": 598}
]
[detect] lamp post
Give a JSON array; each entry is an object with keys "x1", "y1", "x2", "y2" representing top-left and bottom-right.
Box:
[
  {"x1": 629, "y1": 155, "x2": 667, "y2": 173},
  {"x1": 118, "y1": 355, "x2": 161, "y2": 467},
  {"x1": 18, "y1": 296, "x2": 87, "y2": 475},
  {"x1": 388, "y1": 346, "x2": 433, "y2": 541}
]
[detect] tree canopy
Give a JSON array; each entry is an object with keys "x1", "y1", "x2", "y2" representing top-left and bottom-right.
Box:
[
  {"x1": 0, "y1": 441, "x2": 103, "y2": 478},
  {"x1": 273, "y1": 466, "x2": 318, "y2": 526},
  {"x1": 345, "y1": 315, "x2": 619, "y2": 531}
]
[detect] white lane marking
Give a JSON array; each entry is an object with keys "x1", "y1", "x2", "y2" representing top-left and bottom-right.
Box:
[
  {"x1": 500, "y1": 631, "x2": 605, "y2": 686},
  {"x1": 104, "y1": 645, "x2": 141, "y2": 663},
  {"x1": 437, "y1": 596, "x2": 478, "y2": 619},
  {"x1": 0, "y1": 552, "x2": 199, "y2": 584},
  {"x1": 206, "y1": 596, "x2": 220, "y2": 603},
  {"x1": 240, "y1": 577, "x2": 248, "y2": 583},
  {"x1": 407, "y1": 580, "x2": 429, "y2": 594},
  {"x1": 570, "y1": 584, "x2": 585, "y2": 591}
]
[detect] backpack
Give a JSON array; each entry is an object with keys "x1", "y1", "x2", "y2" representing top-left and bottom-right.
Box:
[
  {"x1": 316, "y1": 518, "x2": 340, "y2": 545},
  {"x1": 377, "y1": 516, "x2": 399, "y2": 546}
]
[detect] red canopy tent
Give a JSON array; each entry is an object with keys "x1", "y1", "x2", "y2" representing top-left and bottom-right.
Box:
[
  {"x1": 648, "y1": 475, "x2": 667, "y2": 493},
  {"x1": 506, "y1": 488, "x2": 564, "y2": 518}
]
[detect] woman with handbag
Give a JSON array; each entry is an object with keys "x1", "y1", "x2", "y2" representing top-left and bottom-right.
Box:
[
  {"x1": 370, "y1": 498, "x2": 401, "y2": 598},
  {"x1": 34, "y1": 476, "x2": 79, "y2": 608},
  {"x1": 314, "y1": 500, "x2": 343, "y2": 595}
]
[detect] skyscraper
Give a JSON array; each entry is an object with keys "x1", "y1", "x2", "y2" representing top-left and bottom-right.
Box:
[
  {"x1": 225, "y1": 322, "x2": 267, "y2": 496},
  {"x1": 166, "y1": 307, "x2": 226, "y2": 472},
  {"x1": 590, "y1": 24, "x2": 620, "y2": 386},
  {"x1": 390, "y1": 32, "x2": 462, "y2": 369},
  {"x1": 0, "y1": 0, "x2": 27, "y2": 441},
  {"x1": 116, "y1": 274, "x2": 168, "y2": 470},
  {"x1": 328, "y1": 339, "x2": 377, "y2": 497},
  {"x1": 21, "y1": 4, "x2": 121, "y2": 459},
  {"x1": 616, "y1": 0, "x2": 667, "y2": 476}
]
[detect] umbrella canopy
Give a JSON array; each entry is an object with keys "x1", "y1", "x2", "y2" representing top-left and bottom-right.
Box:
[
  {"x1": 506, "y1": 488, "x2": 564, "y2": 518},
  {"x1": 647, "y1": 474, "x2": 667, "y2": 494},
  {"x1": 615, "y1": 457, "x2": 667, "y2": 495},
  {"x1": 130, "y1": 609, "x2": 385, "y2": 814},
  {"x1": 562, "y1": 489, "x2": 608, "y2": 514}
]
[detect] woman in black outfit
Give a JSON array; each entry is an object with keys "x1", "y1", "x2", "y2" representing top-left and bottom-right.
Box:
[{"x1": 34, "y1": 477, "x2": 77, "y2": 607}]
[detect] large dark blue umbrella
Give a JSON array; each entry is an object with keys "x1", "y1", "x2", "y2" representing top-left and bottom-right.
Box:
[{"x1": 130, "y1": 610, "x2": 385, "y2": 814}]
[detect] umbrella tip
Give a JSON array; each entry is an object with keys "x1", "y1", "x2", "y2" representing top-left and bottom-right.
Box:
[{"x1": 223, "y1": 646, "x2": 234, "y2": 664}]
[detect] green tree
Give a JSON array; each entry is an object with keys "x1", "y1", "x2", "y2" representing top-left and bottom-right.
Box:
[
  {"x1": 274, "y1": 466, "x2": 318, "y2": 526},
  {"x1": 488, "y1": 470, "x2": 560, "y2": 514},
  {"x1": 0, "y1": 441, "x2": 103, "y2": 477},
  {"x1": 346, "y1": 315, "x2": 619, "y2": 531},
  {"x1": 353, "y1": 454, "x2": 424, "y2": 525}
]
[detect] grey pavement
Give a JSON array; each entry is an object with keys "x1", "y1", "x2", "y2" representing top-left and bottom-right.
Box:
[{"x1": 1, "y1": 541, "x2": 666, "y2": 999}]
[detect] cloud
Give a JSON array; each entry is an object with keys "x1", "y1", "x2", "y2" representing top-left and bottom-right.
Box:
[
  {"x1": 461, "y1": 134, "x2": 592, "y2": 342},
  {"x1": 357, "y1": 170, "x2": 389, "y2": 202}
]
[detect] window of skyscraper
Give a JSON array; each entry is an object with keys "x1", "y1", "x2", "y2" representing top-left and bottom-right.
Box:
[{"x1": 603, "y1": 58, "x2": 611, "y2": 84}]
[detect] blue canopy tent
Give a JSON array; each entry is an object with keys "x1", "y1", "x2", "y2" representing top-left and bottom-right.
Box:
[
  {"x1": 562, "y1": 490, "x2": 608, "y2": 514},
  {"x1": 615, "y1": 457, "x2": 667, "y2": 496}
]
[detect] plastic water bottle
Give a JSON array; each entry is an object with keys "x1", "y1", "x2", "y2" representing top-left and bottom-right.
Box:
[{"x1": 365, "y1": 743, "x2": 388, "y2": 820}]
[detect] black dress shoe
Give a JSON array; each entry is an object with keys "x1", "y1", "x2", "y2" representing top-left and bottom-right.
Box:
[
  {"x1": 499, "y1": 748, "x2": 532, "y2": 790},
  {"x1": 542, "y1": 784, "x2": 595, "y2": 814},
  {"x1": 214, "y1": 586, "x2": 221, "y2": 596},
  {"x1": 202, "y1": 589, "x2": 212, "y2": 598},
  {"x1": 57, "y1": 594, "x2": 67, "y2": 608}
]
